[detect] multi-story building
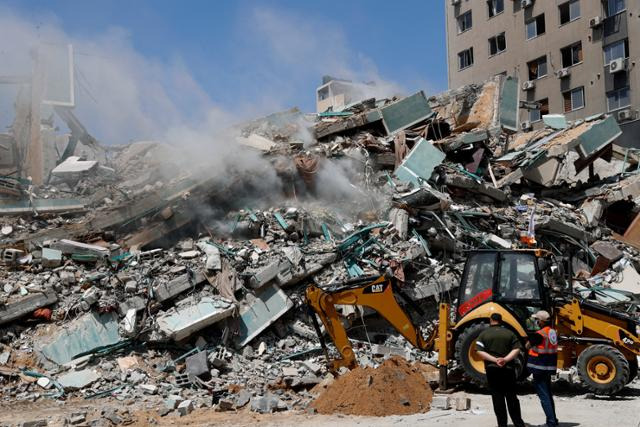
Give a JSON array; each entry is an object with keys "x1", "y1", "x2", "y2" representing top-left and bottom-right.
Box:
[{"x1": 445, "y1": 0, "x2": 640, "y2": 146}]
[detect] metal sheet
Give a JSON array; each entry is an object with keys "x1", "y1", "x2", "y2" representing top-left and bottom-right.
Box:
[
  {"x1": 380, "y1": 91, "x2": 433, "y2": 134},
  {"x1": 394, "y1": 138, "x2": 445, "y2": 186},
  {"x1": 499, "y1": 76, "x2": 519, "y2": 132},
  {"x1": 577, "y1": 115, "x2": 622, "y2": 157}
]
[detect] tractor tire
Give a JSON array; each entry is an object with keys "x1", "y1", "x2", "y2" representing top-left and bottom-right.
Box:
[
  {"x1": 577, "y1": 344, "x2": 630, "y2": 395},
  {"x1": 627, "y1": 358, "x2": 638, "y2": 384},
  {"x1": 455, "y1": 323, "x2": 489, "y2": 386}
]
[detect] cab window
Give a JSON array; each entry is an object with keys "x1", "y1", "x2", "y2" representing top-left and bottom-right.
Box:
[
  {"x1": 498, "y1": 253, "x2": 540, "y2": 301},
  {"x1": 459, "y1": 252, "x2": 496, "y2": 316}
]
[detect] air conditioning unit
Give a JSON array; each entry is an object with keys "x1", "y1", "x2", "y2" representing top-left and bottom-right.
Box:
[
  {"x1": 521, "y1": 121, "x2": 532, "y2": 131},
  {"x1": 618, "y1": 109, "x2": 634, "y2": 121},
  {"x1": 557, "y1": 68, "x2": 570, "y2": 78},
  {"x1": 589, "y1": 16, "x2": 602, "y2": 28},
  {"x1": 522, "y1": 80, "x2": 536, "y2": 91},
  {"x1": 610, "y1": 58, "x2": 626, "y2": 73},
  {"x1": 521, "y1": 0, "x2": 533, "y2": 8}
]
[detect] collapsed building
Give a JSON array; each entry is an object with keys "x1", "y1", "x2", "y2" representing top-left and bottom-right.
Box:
[{"x1": 0, "y1": 72, "x2": 639, "y2": 421}]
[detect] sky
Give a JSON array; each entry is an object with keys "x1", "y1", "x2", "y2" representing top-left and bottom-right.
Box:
[{"x1": 0, "y1": 0, "x2": 447, "y2": 144}]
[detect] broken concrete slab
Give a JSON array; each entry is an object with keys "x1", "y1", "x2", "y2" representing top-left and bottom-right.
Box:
[
  {"x1": 542, "y1": 114, "x2": 568, "y2": 130},
  {"x1": 0, "y1": 291, "x2": 57, "y2": 326},
  {"x1": 57, "y1": 369, "x2": 100, "y2": 390},
  {"x1": 39, "y1": 312, "x2": 120, "y2": 365},
  {"x1": 156, "y1": 297, "x2": 235, "y2": 341},
  {"x1": 447, "y1": 175, "x2": 508, "y2": 202},
  {"x1": 235, "y1": 283, "x2": 294, "y2": 347},
  {"x1": 153, "y1": 270, "x2": 207, "y2": 303},
  {"x1": 196, "y1": 241, "x2": 221, "y2": 271},
  {"x1": 49, "y1": 239, "x2": 110, "y2": 258},
  {"x1": 51, "y1": 156, "x2": 98, "y2": 177}
]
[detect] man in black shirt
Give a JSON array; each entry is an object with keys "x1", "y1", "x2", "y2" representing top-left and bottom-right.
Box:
[{"x1": 476, "y1": 313, "x2": 526, "y2": 427}]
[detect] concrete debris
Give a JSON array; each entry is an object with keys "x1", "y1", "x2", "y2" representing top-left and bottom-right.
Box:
[{"x1": 0, "y1": 69, "x2": 639, "y2": 421}]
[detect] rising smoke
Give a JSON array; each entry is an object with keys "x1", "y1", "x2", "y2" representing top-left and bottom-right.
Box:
[{"x1": 0, "y1": 5, "x2": 404, "y2": 216}]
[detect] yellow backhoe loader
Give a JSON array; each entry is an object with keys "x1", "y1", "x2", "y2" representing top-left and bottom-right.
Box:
[{"x1": 306, "y1": 249, "x2": 640, "y2": 395}]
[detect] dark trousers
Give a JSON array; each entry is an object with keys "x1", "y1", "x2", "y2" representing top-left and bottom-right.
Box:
[
  {"x1": 485, "y1": 365, "x2": 525, "y2": 427},
  {"x1": 532, "y1": 370, "x2": 558, "y2": 427}
]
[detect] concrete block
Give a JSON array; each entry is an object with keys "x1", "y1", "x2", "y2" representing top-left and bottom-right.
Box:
[
  {"x1": 282, "y1": 366, "x2": 298, "y2": 377},
  {"x1": 58, "y1": 369, "x2": 100, "y2": 390},
  {"x1": 165, "y1": 394, "x2": 184, "y2": 410},
  {"x1": 117, "y1": 296, "x2": 146, "y2": 316},
  {"x1": 20, "y1": 420, "x2": 47, "y2": 427},
  {"x1": 302, "y1": 360, "x2": 322, "y2": 375},
  {"x1": 185, "y1": 351, "x2": 209, "y2": 377},
  {"x1": 177, "y1": 400, "x2": 193, "y2": 416},
  {"x1": 139, "y1": 384, "x2": 158, "y2": 394},
  {"x1": 0, "y1": 351, "x2": 10, "y2": 365},
  {"x1": 431, "y1": 395, "x2": 450, "y2": 410},
  {"x1": 370, "y1": 344, "x2": 411, "y2": 360},
  {"x1": 455, "y1": 397, "x2": 471, "y2": 411},
  {"x1": 156, "y1": 297, "x2": 235, "y2": 341},
  {"x1": 51, "y1": 156, "x2": 97, "y2": 176},
  {"x1": 36, "y1": 377, "x2": 52, "y2": 389},
  {"x1": 41, "y1": 248, "x2": 62, "y2": 268},
  {"x1": 234, "y1": 389, "x2": 251, "y2": 408},
  {"x1": 178, "y1": 250, "x2": 199, "y2": 259}
]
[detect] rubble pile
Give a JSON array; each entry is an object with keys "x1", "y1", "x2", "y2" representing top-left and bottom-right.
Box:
[
  {"x1": 1, "y1": 74, "x2": 640, "y2": 420},
  {"x1": 310, "y1": 356, "x2": 435, "y2": 416}
]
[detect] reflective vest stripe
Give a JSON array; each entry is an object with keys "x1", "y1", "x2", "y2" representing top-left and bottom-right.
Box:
[
  {"x1": 528, "y1": 326, "x2": 558, "y2": 371},
  {"x1": 527, "y1": 362, "x2": 557, "y2": 371}
]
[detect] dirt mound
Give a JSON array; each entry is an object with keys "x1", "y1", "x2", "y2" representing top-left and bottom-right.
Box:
[{"x1": 310, "y1": 356, "x2": 434, "y2": 416}]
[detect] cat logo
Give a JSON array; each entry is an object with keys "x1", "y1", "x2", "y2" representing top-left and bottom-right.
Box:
[{"x1": 363, "y1": 282, "x2": 388, "y2": 294}]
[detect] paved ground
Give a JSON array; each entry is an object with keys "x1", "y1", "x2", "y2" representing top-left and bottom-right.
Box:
[{"x1": 2, "y1": 381, "x2": 639, "y2": 426}]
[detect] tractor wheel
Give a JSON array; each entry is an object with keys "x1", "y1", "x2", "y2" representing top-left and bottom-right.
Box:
[
  {"x1": 627, "y1": 358, "x2": 638, "y2": 384},
  {"x1": 577, "y1": 344, "x2": 630, "y2": 395},
  {"x1": 455, "y1": 323, "x2": 489, "y2": 386}
]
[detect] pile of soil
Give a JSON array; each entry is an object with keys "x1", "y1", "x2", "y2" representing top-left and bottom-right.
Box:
[{"x1": 310, "y1": 356, "x2": 434, "y2": 416}]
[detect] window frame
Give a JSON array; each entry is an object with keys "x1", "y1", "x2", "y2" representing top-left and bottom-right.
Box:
[
  {"x1": 487, "y1": 0, "x2": 505, "y2": 19},
  {"x1": 457, "y1": 10, "x2": 473, "y2": 34},
  {"x1": 529, "y1": 98, "x2": 549, "y2": 123},
  {"x1": 488, "y1": 32, "x2": 507, "y2": 57},
  {"x1": 458, "y1": 47, "x2": 474, "y2": 70},
  {"x1": 607, "y1": 86, "x2": 631, "y2": 112},
  {"x1": 603, "y1": 39, "x2": 628, "y2": 65},
  {"x1": 526, "y1": 14, "x2": 546, "y2": 40},
  {"x1": 559, "y1": 0, "x2": 581, "y2": 26},
  {"x1": 563, "y1": 86, "x2": 585, "y2": 112},
  {"x1": 527, "y1": 55, "x2": 548, "y2": 80},
  {"x1": 560, "y1": 41, "x2": 583, "y2": 68},
  {"x1": 605, "y1": 0, "x2": 626, "y2": 18}
]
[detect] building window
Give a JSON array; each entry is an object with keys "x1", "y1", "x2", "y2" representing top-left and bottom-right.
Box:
[
  {"x1": 487, "y1": 0, "x2": 504, "y2": 18},
  {"x1": 530, "y1": 98, "x2": 549, "y2": 122},
  {"x1": 458, "y1": 11, "x2": 472, "y2": 33},
  {"x1": 563, "y1": 87, "x2": 585, "y2": 112},
  {"x1": 527, "y1": 56, "x2": 548, "y2": 80},
  {"x1": 604, "y1": 39, "x2": 628, "y2": 64},
  {"x1": 605, "y1": 0, "x2": 625, "y2": 17},
  {"x1": 559, "y1": 0, "x2": 580, "y2": 25},
  {"x1": 488, "y1": 33, "x2": 506, "y2": 56},
  {"x1": 458, "y1": 48, "x2": 474, "y2": 70},
  {"x1": 607, "y1": 86, "x2": 630, "y2": 111},
  {"x1": 561, "y1": 42, "x2": 583, "y2": 67},
  {"x1": 526, "y1": 14, "x2": 546, "y2": 40}
]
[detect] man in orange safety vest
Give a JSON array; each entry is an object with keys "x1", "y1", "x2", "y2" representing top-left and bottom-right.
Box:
[{"x1": 527, "y1": 310, "x2": 559, "y2": 427}]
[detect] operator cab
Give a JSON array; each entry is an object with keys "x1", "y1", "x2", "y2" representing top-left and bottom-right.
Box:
[{"x1": 457, "y1": 250, "x2": 551, "y2": 331}]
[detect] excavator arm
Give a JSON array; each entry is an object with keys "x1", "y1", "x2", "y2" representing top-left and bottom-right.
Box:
[{"x1": 305, "y1": 275, "x2": 440, "y2": 372}]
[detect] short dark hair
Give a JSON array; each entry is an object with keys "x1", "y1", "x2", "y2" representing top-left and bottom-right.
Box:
[{"x1": 490, "y1": 313, "x2": 502, "y2": 322}]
